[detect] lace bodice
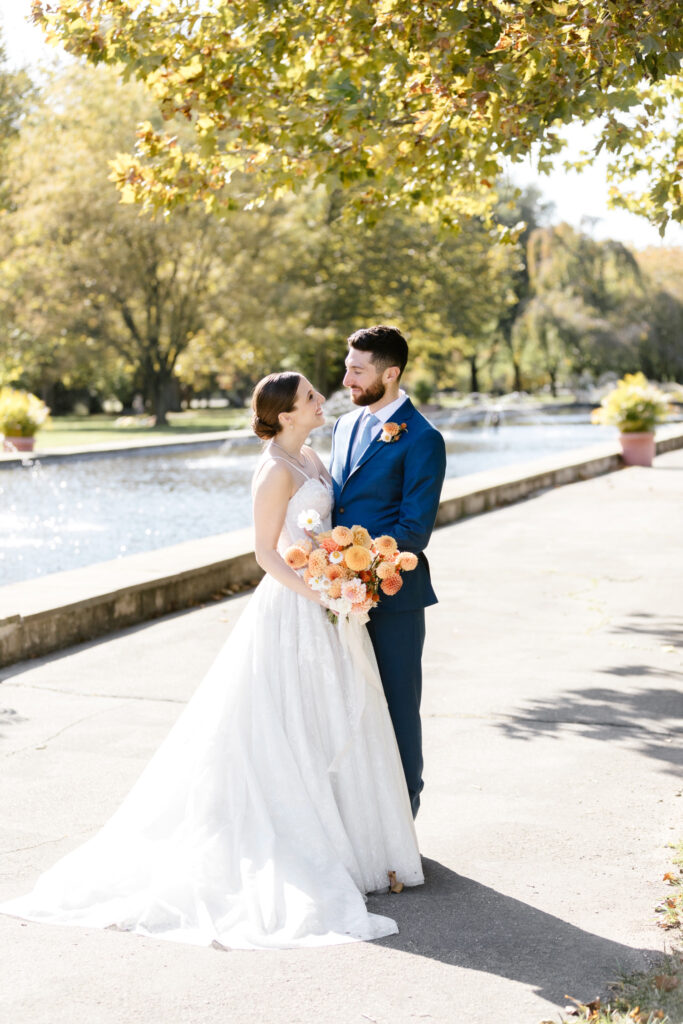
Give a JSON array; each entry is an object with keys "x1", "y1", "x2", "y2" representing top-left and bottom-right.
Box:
[{"x1": 279, "y1": 477, "x2": 333, "y2": 552}]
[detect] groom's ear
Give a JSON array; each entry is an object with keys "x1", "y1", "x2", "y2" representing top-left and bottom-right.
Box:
[{"x1": 382, "y1": 365, "x2": 401, "y2": 385}]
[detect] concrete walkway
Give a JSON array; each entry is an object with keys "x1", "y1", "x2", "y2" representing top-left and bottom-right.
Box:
[{"x1": 1, "y1": 449, "x2": 681, "y2": 1024}]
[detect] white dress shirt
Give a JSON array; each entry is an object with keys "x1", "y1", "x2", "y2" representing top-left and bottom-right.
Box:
[{"x1": 350, "y1": 389, "x2": 407, "y2": 465}]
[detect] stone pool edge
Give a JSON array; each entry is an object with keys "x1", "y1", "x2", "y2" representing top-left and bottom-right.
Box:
[{"x1": 2, "y1": 426, "x2": 683, "y2": 668}]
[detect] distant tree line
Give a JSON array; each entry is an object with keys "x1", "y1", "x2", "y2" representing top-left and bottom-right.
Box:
[{"x1": 0, "y1": 55, "x2": 681, "y2": 423}]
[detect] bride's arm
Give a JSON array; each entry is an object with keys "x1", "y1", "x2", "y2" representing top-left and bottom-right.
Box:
[{"x1": 253, "y1": 461, "x2": 324, "y2": 604}]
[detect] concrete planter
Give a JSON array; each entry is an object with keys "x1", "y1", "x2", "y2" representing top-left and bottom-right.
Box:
[{"x1": 619, "y1": 431, "x2": 655, "y2": 467}]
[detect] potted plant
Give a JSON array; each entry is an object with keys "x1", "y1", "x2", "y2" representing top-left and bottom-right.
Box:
[
  {"x1": 0, "y1": 387, "x2": 51, "y2": 452},
  {"x1": 591, "y1": 372, "x2": 671, "y2": 467}
]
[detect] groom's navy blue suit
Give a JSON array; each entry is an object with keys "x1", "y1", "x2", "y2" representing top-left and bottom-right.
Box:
[{"x1": 330, "y1": 397, "x2": 447, "y2": 817}]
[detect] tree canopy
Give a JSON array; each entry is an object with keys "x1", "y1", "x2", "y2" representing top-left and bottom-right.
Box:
[{"x1": 33, "y1": 1, "x2": 682, "y2": 230}]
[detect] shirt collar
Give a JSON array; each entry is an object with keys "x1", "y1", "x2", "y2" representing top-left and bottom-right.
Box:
[{"x1": 367, "y1": 389, "x2": 407, "y2": 425}]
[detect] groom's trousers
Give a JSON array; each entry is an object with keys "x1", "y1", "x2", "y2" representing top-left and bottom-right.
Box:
[{"x1": 366, "y1": 607, "x2": 426, "y2": 819}]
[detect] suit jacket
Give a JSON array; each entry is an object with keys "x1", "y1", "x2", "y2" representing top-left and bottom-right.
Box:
[{"x1": 329, "y1": 397, "x2": 447, "y2": 613}]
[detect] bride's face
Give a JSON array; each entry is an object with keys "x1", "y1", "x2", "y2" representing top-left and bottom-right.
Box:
[{"x1": 287, "y1": 376, "x2": 325, "y2": 433}]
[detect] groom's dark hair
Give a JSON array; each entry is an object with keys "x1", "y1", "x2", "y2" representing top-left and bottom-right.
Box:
[{"x1": 347, "y1": 325, "x2": 408, "y2": 379}]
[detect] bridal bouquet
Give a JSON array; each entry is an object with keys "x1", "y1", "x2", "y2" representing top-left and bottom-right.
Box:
[{"x1": 284, "y1": 510, "x2": 418, "y2": 623}]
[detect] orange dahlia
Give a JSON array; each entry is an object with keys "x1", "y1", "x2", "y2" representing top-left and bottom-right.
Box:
[
  {"x1": 398, "y1": 552, "x2": 418, "y2": 571},
  {"x1": 284, "y1": 545, "x2": 308, "y2": 569},
  {"x1": 328, "y1": 579, "x2": 343, "y2": 599},
  {"x1": 376, "y1": 560, "x2": 395, "y2": 580},
  {"x1": 351, "y1": 525, "x2": 372, "y2": 549},
  {"x1": 380, "y1": 573, "x2": 403, "y2": 596},
  {"x1": 320, "y1": 536, "x2": 341, "y2": 553},
  {"x1": 324, "y1": 563, "x2": 343, "y2": 581},
  {"x1": 382, "y1": 422, "x2": 400, "y2": 437},
  {"x1": 344, "y1": 545, "x2": 373, "y2": 572},
  {"x1": 373, "y1": 535, "x2": 398, "y2": 557},
  {"x1": 331, "y1": 525, "x2": 353, "y2": 547},
  {"x1": 308, "y1": 549, "x2": 328, "y2": 574}
]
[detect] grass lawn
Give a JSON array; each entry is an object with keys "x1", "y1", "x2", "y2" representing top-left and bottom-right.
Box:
[{"x1": 35, "y1": 409, "x2": 251, "y2": 449}]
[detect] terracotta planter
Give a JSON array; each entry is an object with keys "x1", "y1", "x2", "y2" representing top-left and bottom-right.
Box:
[
  {"x1": 2, "y1": 436, "x2": 35, "y2": 453},
  {"x1": 619, "y1": 431, "x2": 655, "y2": 467}
]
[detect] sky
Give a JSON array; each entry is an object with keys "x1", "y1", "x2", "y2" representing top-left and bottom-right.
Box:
[{"x1": 2, "y1": 0, "x2": 681, "y2": 252}]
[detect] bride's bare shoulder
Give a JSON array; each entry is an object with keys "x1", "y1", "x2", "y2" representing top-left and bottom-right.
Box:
[{"x1": 252, "y1": 455, "x2": 294, "y2": 498}]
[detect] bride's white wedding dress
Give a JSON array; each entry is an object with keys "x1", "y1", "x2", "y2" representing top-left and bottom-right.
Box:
[{"x1": 0, "y1": 473, "x2": 423, "y2": 949}]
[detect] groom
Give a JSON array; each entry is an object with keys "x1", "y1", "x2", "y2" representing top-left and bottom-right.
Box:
[{"x1": 329, "y1": 325, "x2": 447, "y2": 818}]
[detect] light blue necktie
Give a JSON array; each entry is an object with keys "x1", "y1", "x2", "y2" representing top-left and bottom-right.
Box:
[{"x1": 351, "y1": 413, "x2": 377, "y2": 470}]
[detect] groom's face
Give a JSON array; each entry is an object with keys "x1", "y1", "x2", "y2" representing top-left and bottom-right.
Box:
[{"x1": 343, "y1": 348, "x2": 386, "y2": 406}]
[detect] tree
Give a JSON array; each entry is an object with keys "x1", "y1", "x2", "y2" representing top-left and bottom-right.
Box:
[
  {"x1": 513, "y1": 223, "x2": 652, "y2": 390},
  {"x1": 3, "y1": 65, "x2": 291, "y2": 422},
  {"x1": 635, "y1": 247, "x2": 683, "y2": 381},
  {"x1": 493, "y1": 183, "x2": 551, "y2": 391},
  {"x1": 34, "y1": 1, "x2": 683, "y2": 231},
  {"x1": 0, "y1": 29, "x2": 32, "y2": 210}
]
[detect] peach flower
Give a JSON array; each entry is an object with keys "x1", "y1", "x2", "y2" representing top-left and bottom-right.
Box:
[
  {"x1": 344, "y1": 545, "x2": 373, "y2": 572},
  {"x1": 350, "y1": 596, "x2": 374, "y2": 616},
  {"x1": 320, "y1": 536, "x2": 341, "y2": 553},
  {"x1": 328, "y1": 579, "x2": 343, "y2": 599},
  {"x1": 373, "y1": 535, "x2": 398, "y2": 557},
  {"x1": 376, "y1": 560, "x2": 396, "y2": 580},
  {"x1": 284, "y1": 545, "x2": 308, "y2": 569},
  {"x1": 341, "y1": 578, "x2": 367, "y2": 604},
  {"x1": 324, "y1": 563, "x2": 343, "y2": 581},
  {"x1": 380, "y1": 573, "x2": 403, "y2": 596},
  {"x1": 308, "y1": 549, "x2": 328, "y2": 575},
  {"x1": 382, "y1": 422, "x2": 400, "y2": 437},
  {"x1": 331, "y1": 525, "x2": 354, "y2": 547},
  {"x1": 398, "y1": 551, "x2": 418, "y2": 571},
  {"x1": 351, "y1": 525, "x2": 372, "y2": 549}
]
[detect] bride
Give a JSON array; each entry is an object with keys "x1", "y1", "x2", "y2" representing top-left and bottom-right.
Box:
[{"x1": 0, "y1": 371, "x2": 423, "y2": 949}]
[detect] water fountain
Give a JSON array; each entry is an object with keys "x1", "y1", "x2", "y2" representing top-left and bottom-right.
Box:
[{"x1": 0, "y1": 398, "x2": 635, "y2": 586}]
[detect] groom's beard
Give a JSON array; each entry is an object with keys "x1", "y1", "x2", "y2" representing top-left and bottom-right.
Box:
[{"x1": 349, "y1": 379, "x2": 386, "y2": 406}]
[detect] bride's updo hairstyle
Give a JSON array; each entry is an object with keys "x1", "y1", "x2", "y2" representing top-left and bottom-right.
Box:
[{"x1": 251, "y1": 372, "x2": 302, "y2": 440}]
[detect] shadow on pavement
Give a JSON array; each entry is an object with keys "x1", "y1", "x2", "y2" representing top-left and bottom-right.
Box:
[
  {"x1": 611, "y1": 612, "x2": 683, "y2": 649},
  {"x1": 369, "y1": 858, "x2": 661, "y2": 1007},
  {"x1": 494, "y1": 683, "x2": 682, "y2": 776},
  {"x1": 491, "y1": 611, "x2": 683, "y2": 777}
]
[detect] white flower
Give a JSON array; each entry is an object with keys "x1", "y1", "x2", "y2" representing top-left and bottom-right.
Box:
[
  {"x1": 309, "y1": 575, "x2": 329, "y2": 592},
  {"x1": 329, "y1": 550, "x2": 344, "y2": 564},
  {"x1": 297, "y1": 508, "x2": 322, "y2": 532},
  {"x1": 380, "y1": 429, "x2": 393, "y2": 443},
  {"x1": 328, "y1": 596, "x2": 352, "y2": 617}
]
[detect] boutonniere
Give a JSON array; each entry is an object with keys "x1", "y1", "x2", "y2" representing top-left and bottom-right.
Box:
[{"x1": 379, "y1": 421, "x2": 408, "y2": 443}]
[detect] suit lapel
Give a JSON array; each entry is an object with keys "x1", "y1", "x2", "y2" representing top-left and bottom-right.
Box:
[
  {"x1": 342, "y1": 398, "x2": 415, "y2": 490},
  {"x1": 342, "y1": 411, "x2": 365, "y2": 484}
]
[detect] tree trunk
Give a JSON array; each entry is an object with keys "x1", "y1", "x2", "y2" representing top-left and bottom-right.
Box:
[
  {"x1": 152, "y1": 371, "x2": 173, "y2": 426},
  {"x1": 468, "y1": 356, "x2": 479, "y2": 394},
  {"x1": 512, "y1": 359, "x2": 523, "y2": 392}
]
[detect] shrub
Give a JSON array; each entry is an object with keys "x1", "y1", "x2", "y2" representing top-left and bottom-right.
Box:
[{"x1": 0, "y1": 388, "x2": 51, "y2": 437}]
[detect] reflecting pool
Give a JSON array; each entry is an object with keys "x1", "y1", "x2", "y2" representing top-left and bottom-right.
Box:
[{"x1": 1, "y1": 416, "x2": 618, "y2": 584}]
